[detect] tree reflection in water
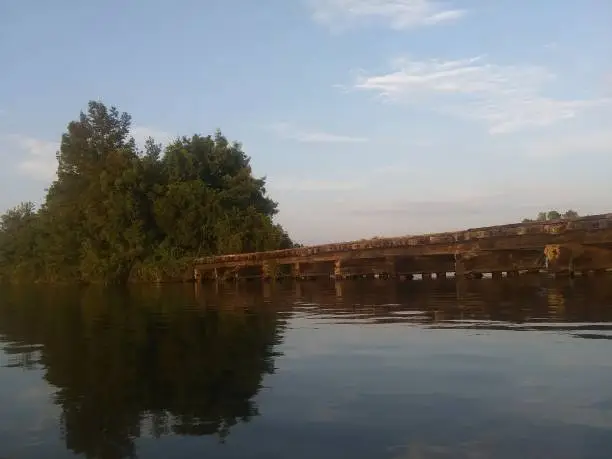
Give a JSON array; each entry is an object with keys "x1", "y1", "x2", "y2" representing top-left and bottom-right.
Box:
[
  {"x1": 0, "y1": 285, "x2": 286, "y2": 459},
  {"x1": 2, "y1": 277, "x2": 612, "y2": 459}
]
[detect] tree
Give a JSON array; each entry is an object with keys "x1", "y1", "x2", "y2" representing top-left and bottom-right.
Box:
[
  {"x1": 522, "y1": 209, "x2": 580, "y2": 224},
  {"x1": 563, "y1": 209, "x2": 579, "y2": 219},
  {"x1": 0, "y1": 202, "x2": 42, "y2": 281},
  {"x1": 0, "y1": 101, "x2": 294, "y2": 283}
]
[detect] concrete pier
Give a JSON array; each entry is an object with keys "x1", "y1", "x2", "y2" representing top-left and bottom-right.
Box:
[{"x1": 194, "y1": 214, "x2": 612, "y2": 281}]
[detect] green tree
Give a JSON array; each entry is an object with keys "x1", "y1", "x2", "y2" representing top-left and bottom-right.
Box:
[
  {"x1": 523, "y1": 209, "x2": 580, "y2": 223},
  {"x1": 0, "y1": 202, "x2": 42, "y2": 281},
  {"x1": 0, "y1": 101, "x2": 294, "y2": 284},
  {"x1": 563, "y1": 209, "x2": 579, "y2": 219}
]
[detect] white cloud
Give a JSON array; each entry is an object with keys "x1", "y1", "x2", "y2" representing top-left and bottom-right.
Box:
[
  {"x1": 268, "y1": 122, "x2": 368, "y2": 143},
  {"x1": 309, "y1": 0, "x2": 465, "y2": 30},
  {"x1": 8, "y1": 135, "x2": 59, "y2": 181},
  {"x1": 605, "y1": 72, "x2": 612, "y2": 93},
  {"x1": 18, "y1": 157, "x2": 58, "y2": 181},
  {"x1": 9, "y1": 135, "x2": 58, "y2": 158},
  {"x1": 6, "y1": 125, "x2": 173, "y2": 182},
  {"x1": 526, "y1": 129, "x2": 612, "y2": 158},
  {"x1": 543, "y1": 41, "x2": 559, "y2": 51},
  {"x1": 344, "y1": 182, "x2": 612, "y2": 225},
  {"x1": 131, "y1": 125, "x2": 174, "y2": 147},
  {"x1": 269, "y1": 178, "x2": 363, "y2": 191},
  {"x1": 353, "y1": 56, "x2": 612, "y2": 134}
]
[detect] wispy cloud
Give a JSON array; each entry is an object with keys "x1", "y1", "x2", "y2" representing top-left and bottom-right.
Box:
[
  {"x1": 269, "y1": 178, "x2": 363, "y2": 192},
  {"x1": 526, "y1": 129, "x2": 612, "y2": 158},
  {"x1": 605, "y1": 72, "x2": 612, "y2": 93},
  {"x1": 345, "y1": 182, "x2": 611, "y2": 220},
  {"x1": 268, "y1": 122, "x2": 368, "y2": 143},
  {"x1": 8, "y1": 135, "x2": 59, "y2": 181},
  {"x1": 5, "y1": 125, "x2": 174, "y2": 182},
  {"x1": 352, "y1": 56, "x2": 612, "y2": 134},
  {"x1": 6, "y1": 126, "x2": 173, "y2": 182},
  {"x1": 543, "y1": 41, "x2": 559, "y2": 51},
  {"x1": 131, "y1": 125, "x2": 174, "y2": 147},
  {"x1": 309, "y1": 0, "x2": 465, "y2": 30}
]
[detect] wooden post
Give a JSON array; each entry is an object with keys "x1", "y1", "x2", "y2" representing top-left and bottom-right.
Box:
[
  {"x1": 262, "y1": 260, "x2": 277, "y2": 280},
  {"x1": 334, "y1": 259, "x2": 342, "y2": 279},
  {"x1": 385, "y1": 256, "x2": 396, "y2": 278},
  {"x1": 454, "y1": 254, "x2": 465, "y2": 279},
  {"x1": 335, "y1": 281, "x2": 343, "y2": 298}
]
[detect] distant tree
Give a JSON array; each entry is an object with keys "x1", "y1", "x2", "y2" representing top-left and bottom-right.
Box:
[
  {"x1": 522, "y1": 209, "x2": 580, "y2": 224},
  {"x1": 563, "y1": 209, "x2": 579, "y2": 219}
]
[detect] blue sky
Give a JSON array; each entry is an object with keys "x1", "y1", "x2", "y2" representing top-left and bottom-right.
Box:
[{"x1": 1, "y1": 0, "x2": 611, "y2": 244}]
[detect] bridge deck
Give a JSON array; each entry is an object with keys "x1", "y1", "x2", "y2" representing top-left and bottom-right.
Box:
[{"x1": 195, "y1": 214, "x2": 612, "y2": 270}]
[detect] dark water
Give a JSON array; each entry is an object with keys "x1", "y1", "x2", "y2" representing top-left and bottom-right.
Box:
[{"x1": 1, "y1": 277, "x2": 612, "y2": 459}]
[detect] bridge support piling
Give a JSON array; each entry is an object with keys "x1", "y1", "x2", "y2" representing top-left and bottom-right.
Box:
[
  {"x1": 544, "y1": 244, "x2": 575, "y2": 277},
  {"x1": 334, "y1": 259, "x2": 343, "y2": 279},
  {"x1": 385, "y1": 256, "x2": 397, "y2": 278},
  {"x1": 261, "y1": 261, "x2": 278, "y2": 280},
  {"x1": 454, "y1": 254, "x2": 466, "y2": 280}
]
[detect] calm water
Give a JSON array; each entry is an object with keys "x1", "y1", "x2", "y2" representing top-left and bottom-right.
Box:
[{"x1": 1, "y1": 277, "x2": 612, "y2": 459}]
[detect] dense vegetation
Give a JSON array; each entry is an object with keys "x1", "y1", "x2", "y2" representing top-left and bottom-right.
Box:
[
  {"x1": 0, "y1": 101, "x2": 293, "y2": 284},
  {"x1": 522, "y1": 210, "x2": 580, "y2": 223}
]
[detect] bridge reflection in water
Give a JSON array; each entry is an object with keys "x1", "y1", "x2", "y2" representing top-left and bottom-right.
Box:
[
  {"x1": 257, "y1": 275, "x2": 612, "y2": 329},
  {"x1": 1, "y1": 277, "x2": 612, "y2": 459}
]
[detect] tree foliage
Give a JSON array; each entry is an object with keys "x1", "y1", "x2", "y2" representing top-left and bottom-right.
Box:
[
  {"x1": 0, "y1": 101, "x2": 294, "y2": 283},
  {"x1": 522, "y1": 209, "x2": 580, "y2": 223}
]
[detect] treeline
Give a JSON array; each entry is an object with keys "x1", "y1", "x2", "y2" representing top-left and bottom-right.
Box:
[
  {"x1": 0, "y1": 101, "x2": 294, "y2": 284},
  {"x1": 522, "y1": 210, "x2": 579, "y2": 223}
]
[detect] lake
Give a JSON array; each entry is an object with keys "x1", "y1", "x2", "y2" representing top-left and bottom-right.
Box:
[{"x1": 1, "y1": 277, "x2": 612, "y2": 458}]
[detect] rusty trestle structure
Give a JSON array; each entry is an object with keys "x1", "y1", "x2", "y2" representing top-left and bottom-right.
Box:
[{"x1": 193, "y1": 214, "x2": 612, "y2": 281}]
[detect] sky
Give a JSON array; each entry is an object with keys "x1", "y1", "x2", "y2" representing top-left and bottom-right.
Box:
[{"x1": 1, "y1": 0, "x2": 611, "y2": 245}]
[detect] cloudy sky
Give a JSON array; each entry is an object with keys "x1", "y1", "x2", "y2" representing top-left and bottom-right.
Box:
[{"x1": 1, "y1": 0, "x2": 611, "y2": 244}]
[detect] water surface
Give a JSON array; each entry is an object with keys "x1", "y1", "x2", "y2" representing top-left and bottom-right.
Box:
[{"x1": 1, "y1": 277, "x2": 612, "y2": 458}]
